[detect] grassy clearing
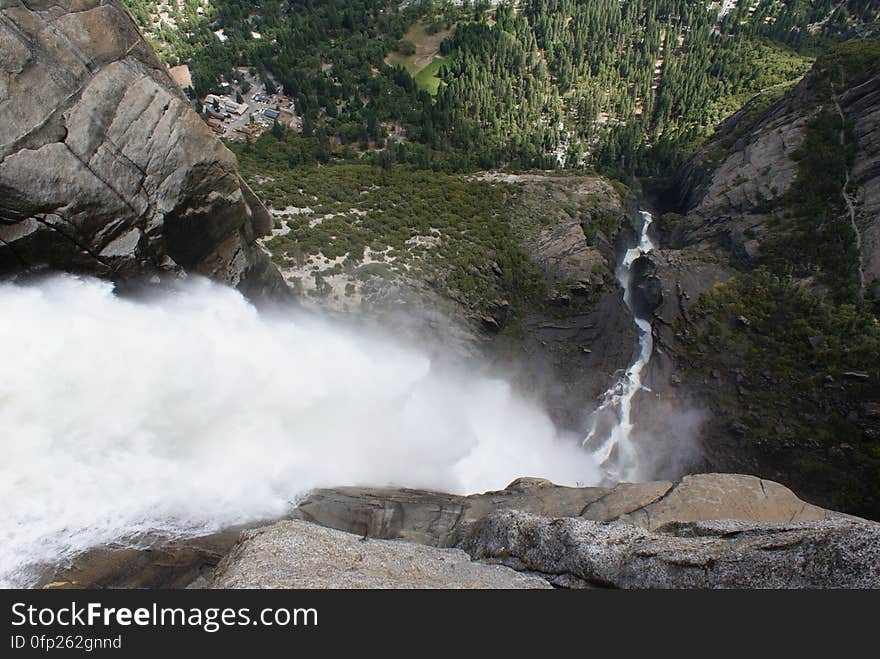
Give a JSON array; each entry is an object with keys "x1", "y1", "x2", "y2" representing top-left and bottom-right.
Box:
[
  {"x1": 413, "y1": 57, "x2": 446, "y2": 95},
  {"x1": 386, "y1": 22, "x2": 449, "y2": 94},
  {"x1": 385, "y1": 51, "x2": 420, "y2": 76}
]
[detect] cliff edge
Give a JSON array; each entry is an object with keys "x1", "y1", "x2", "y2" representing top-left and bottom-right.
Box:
[{"x1": 0, "y1": 0, "x2": 286, "y2": 298}]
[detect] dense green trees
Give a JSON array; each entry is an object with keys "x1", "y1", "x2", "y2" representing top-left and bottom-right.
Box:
[
  {"x1": 679, "y1": 265, "x2": 880, "y2": 518},
  {"x1": 125, "y1": 1, "x2": 868, "y2": 174}
]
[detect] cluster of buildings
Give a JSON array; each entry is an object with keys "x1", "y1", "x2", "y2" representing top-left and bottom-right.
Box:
[
  {"x1": 204, "y1": 94, "x2": 249, "y2": 117},
  {"x1": 200, "y1": 88, "x2": 298, "y2": 141}
]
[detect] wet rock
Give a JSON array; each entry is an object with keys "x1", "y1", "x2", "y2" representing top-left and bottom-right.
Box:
[
  {"x1": 629, "y1": 254, "x2": 663, "y2": 317},
  {"x1": 731, "y1": 421, "x2": 750, "y2": 437},
  {"x1": 37, "y1": 529, "x2": 248, "y2": 589},
  {"x1": 480, "y1": 315, "x2": 501, "y2": 332},
  {"x1": 489, "y1": 287, "x2": 638, "y2": 430}
]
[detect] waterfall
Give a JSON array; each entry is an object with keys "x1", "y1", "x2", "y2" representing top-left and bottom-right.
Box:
[
  {"x1": 0, "y1": 275, "x2": 602, "y2": 586},
  {"x1": 583, "y1": 211, "x2": 657, "y2": 482}
]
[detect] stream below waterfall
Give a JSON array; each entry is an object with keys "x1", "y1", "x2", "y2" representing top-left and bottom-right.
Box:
[{"x1": 583, "y1": 210, "x2": 657, "y2": 482}]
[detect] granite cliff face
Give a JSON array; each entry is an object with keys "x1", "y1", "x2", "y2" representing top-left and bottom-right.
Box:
[
  {"x1": 670, "y1": 65, "x2": 880, "y2": 286},
  {"x1": 849, "y1": 72, "x2": 880, "y2": 288},
  {"x1": 641, "y1": 51, "x2": 880, "y2": 519},
  {"x1": 0, "y1": 0, "x2": 285, "y2": 297}
]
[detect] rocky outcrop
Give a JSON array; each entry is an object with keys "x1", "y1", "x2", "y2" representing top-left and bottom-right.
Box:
[
  {"x1": 674, "y1": 84, "x2": 809, "y2": 243},
  {"x1": 461, "y1": 512, "x2": 880, "y2": 589},
  {"x1": 208, "y1": 520, "x2": 550, "y2": 589},
  {"x1": 295, "y1": 473, "x2": 841, "y2": 546},
  {"x1": 486, "y1": 175, "x2": 638, "y2": 427},
  {"x1": 225, "y1": 473, "x2": 876, "y2": 589},
  {"x1": 40, "y1": 473, "x2": 875, "y2": 589},
  {"x1": 293, "y1": 473, "x2": 876, "y2": 589},
  {"x1": 672, "y1": 61, "x2": 880, "y2": 292},
  {"x1": 0, "y1": 1, "x2": 286, "y2": 297},
  {"x1": 512, "y1": 175, "x2": 621, "y2": 297}
]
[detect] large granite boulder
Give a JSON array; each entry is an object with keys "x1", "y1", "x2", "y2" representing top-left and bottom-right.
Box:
[
  {"x1": 40, "y1": 529, "x2": 245, "y2": 590},
  {"x1": 208, "y1": 520, "x2": 550, "y2": 589},
  {"x1": 0, "y1": 0, "x2": 286, "y2": 297}
]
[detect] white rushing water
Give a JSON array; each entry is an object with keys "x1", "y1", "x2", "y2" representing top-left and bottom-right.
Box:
[
  {"x1": 0, "y1": 275, "x2": 602, "y2": 586},
  {"x1": 583, "y1": 211, "x2": 657, "y2": 481}
]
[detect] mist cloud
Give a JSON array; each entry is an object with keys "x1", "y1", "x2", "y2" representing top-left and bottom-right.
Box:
[{"x1": 0, "y1": 275, "x2": 601, "y2": 585}]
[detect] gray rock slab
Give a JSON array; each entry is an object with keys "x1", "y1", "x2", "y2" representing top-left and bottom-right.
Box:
[{"x1": 210, "y1": 520, "x2": 551, "y2": 589}]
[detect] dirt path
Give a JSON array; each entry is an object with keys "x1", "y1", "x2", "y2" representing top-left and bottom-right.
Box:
[{"x1": 831, "y1": 82, "x2": 865, "y2": 299}]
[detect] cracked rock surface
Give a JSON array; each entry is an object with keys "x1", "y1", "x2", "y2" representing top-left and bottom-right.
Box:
[
  {"x1": 460, "y1": 512, "x2": 880, "y2": 589},
  {"x1": 0, "y1": 0, "x2": 286, "y2": 298},
  {"x1": 209, "y1": 520, "x2": 551, "y2": 589},
  {"x1": 295, "y1": 473, "x2": 841, "y2": 547}
]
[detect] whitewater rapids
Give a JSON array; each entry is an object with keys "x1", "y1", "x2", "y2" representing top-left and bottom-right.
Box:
[
  {"x1": 0, "y1": 275, "x2": 601, "y2": 586},
  {"x1": 583, "y1": 211, "x2": 657, "y2": 482}
]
